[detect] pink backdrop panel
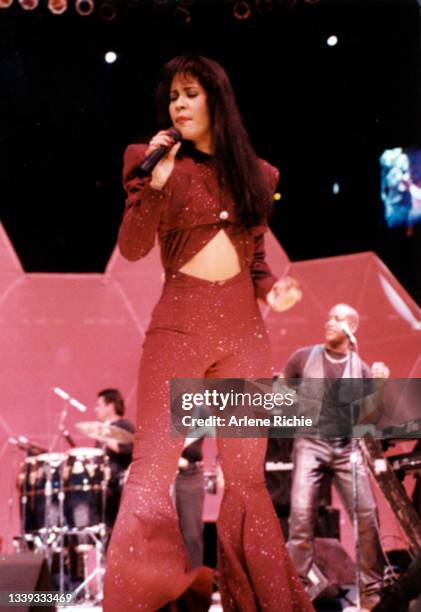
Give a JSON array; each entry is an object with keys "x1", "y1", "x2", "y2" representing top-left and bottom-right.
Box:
[
  {"x1": 0, "y1": 223, "x2": 420, "y2": 561},
  {"x1": 266, "y1": 251, "x2": 421, "y2": 376}
]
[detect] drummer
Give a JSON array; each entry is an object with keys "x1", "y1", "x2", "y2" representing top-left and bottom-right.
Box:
[{"x1": 94, "y1": 388, "x2": 135, "y2": 528}]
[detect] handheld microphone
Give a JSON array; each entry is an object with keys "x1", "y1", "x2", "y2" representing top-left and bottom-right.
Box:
[
  {"x1": 138, "y1": 128, "x2": 182, "y2": 177},
  {"x1": 340, "y1": 321, "x2": 357, "y2": 346}
]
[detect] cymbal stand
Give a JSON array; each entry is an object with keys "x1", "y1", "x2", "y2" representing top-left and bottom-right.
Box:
[
  {"x1": 70, "y1": 524, "x2": 107, "y2": 604},
  {"x1": 48, "y1": 401, "x2": 69, "y2": 591},
  {"x1": 43, "y1": 459, "x2": 55, "y2": 573},
  {"x1": 49, "y1": 401, "x2": 69, "y2": 453},
  {"x1": 20, "y1": 452, "x2": 29, "y2": 544},
  {"x1": 57, "y1": 462, "x2": 66, "y2": 593}
]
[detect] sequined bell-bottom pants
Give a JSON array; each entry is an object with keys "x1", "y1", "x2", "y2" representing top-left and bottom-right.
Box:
[{"x1": 103, "y1": 269, "x2": 313, "y2": 612}]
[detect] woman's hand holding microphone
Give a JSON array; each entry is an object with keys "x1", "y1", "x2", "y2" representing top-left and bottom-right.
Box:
[{"x1": 145, "y1": 129, "x2": 182, "y2": 190}]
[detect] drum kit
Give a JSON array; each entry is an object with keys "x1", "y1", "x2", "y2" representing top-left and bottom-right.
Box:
[{"x1": 16, "y1": 421, "x2": 133, "y2": 603}]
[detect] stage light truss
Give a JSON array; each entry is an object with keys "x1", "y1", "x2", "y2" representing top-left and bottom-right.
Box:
[{"x1": 2, "y1": 0, "x2": 327, "y2": 17}]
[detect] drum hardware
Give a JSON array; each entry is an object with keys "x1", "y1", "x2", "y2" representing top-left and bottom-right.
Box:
[
  {"x1": 360, "y1": 433, "x2": 421, "y2": 558},
  {"x1": 63, "y1": 448, "x2": 109, "y2": 529},
  {"x1": 45, "y1": 386, "x2": 76, "y2": 591},
  {"x1": 68, "y1": 525, "x2": 107, "y2": 604},
  {"x1": 12, "y1": 392, "x2": 124, "y2": 604},
  {"x1": 389, "y1": 451, "x2": 421, "y2": 475},
  {"x1": 16, "y1": 445, "x2": 110, "y2": 602},
  {"x1": 9, "y1": 435, "x2": 47, "y2": 455}
]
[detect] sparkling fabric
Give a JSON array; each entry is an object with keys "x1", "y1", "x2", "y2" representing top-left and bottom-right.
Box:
[
  {"x1": 103, "y1": 146, "x2": 314, "y2": 611},
  {"x1": 117, "y1": 144, "x2": 279, "y2": 300}
]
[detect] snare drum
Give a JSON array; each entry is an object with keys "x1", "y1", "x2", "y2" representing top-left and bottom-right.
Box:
[
  {"x1": 18, "y1": 452, "x2": 66, "y2": 533},
  {"x1": 62, "y1": 448, "x2": 109, "y2": 529}
]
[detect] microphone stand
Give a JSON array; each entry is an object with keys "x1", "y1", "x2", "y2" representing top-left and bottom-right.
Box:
[
  {"x1": 48, "y1": 401, "x2": 69, "y2": 593},
  {"x1": 349, "y1": 339, "x2": 362, "y2": 611},
  {"x1": 49, "y1": 401, "x2": 68, "y2": 453}
]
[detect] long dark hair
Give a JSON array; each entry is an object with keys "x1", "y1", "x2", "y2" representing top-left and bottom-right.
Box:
[{"x1": 156, "y1": 55, "x2": 274, "y2": 227}]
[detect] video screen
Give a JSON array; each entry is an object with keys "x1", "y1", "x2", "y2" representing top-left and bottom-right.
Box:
[{"x1": 380, "y1": 147, "x2": 421, "y2": 229}]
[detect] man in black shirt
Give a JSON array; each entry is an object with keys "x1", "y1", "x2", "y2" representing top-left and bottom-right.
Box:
[
  {"x1": 66, "y1": 389, "x2": 134, "y2": 590},
  {"x1": 284, "y1": 304, "x2": 390, "y2": 611},
  {"x1": 95, "y1": 388, "x2": 135, "y2": 528}
]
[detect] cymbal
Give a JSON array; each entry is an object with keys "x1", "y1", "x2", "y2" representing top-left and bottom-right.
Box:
[{"x1": 75, "y1": 421, "x2": 134, "y2": 445}]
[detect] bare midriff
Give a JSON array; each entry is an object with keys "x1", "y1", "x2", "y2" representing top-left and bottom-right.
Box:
[{"x1": 178, "y1": 229, "x2": 241, "y2": 281}]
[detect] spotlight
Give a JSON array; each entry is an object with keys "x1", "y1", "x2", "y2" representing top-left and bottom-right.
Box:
[
  {"x1": 173, "y1": 5, "x2": 191, "y2": 24},
  {"x1": 327, "y1": 35, "x2": 338, "y2": 47},
  {"x1": 256, "y1": 0, "x2": 272, "y2": 14},
  {"x1": 48, "y1": 0, "x2": 67, "y2": 14},
  {"x1": 233, "y1": 0, "x2": 251, "y2": 20},
  {"x1": 0, "y1": 0, "x2": 14, "y2": 8},
  {"x1": 75, "y1": 0, "x2": 94, "y2": 15},
  {"x1": 18, "y1": 0, "x2": 38, "y2": 9},
  {"x1": 105, "y1": 51, "x2": 117, "y2": 64},
  {"x1": 100, "y1": 1, "x2": 117, "y2": 20}
]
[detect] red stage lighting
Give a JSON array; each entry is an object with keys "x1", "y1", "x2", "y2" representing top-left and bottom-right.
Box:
[
  {"x1": 48, "y1": 0, "x2": 67, "y2": 14},
  {"x1": 75, "y1": 0, "x2": 94, "y2": 15},
  {"x1": 233, "y1": 0, "x2": 251, "y2": 20},
  {"x1": 18, "y1": 0, "x2": 39, "y2": 9}
]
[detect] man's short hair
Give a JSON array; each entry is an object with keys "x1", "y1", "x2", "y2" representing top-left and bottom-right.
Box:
[{"x1": 98, "y1": 388, "x2": 125, "y2": 416}]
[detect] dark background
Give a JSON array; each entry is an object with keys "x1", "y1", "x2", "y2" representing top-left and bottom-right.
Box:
[{"x1": 1, "y1": 0, "x2": 420, "y2": 303}]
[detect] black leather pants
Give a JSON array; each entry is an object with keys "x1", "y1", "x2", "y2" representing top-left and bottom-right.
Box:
[{"x1": 287, "y1": 438, "x2": 385, "y2": 606}]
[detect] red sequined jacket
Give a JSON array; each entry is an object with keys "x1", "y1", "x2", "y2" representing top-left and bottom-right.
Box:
[{"x1": 118, "y1": 144, "x2": 280, "y2": 300}]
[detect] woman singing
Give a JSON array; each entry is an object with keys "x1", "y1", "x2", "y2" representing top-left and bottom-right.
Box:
[{"x1": 104, "y1": 55, "x2": 313, "y2": 612}]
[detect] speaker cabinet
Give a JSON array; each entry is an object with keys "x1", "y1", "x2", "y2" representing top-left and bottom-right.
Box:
[{"x1": 0, "y1": 553, "x2": 53, "y2": 612}]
